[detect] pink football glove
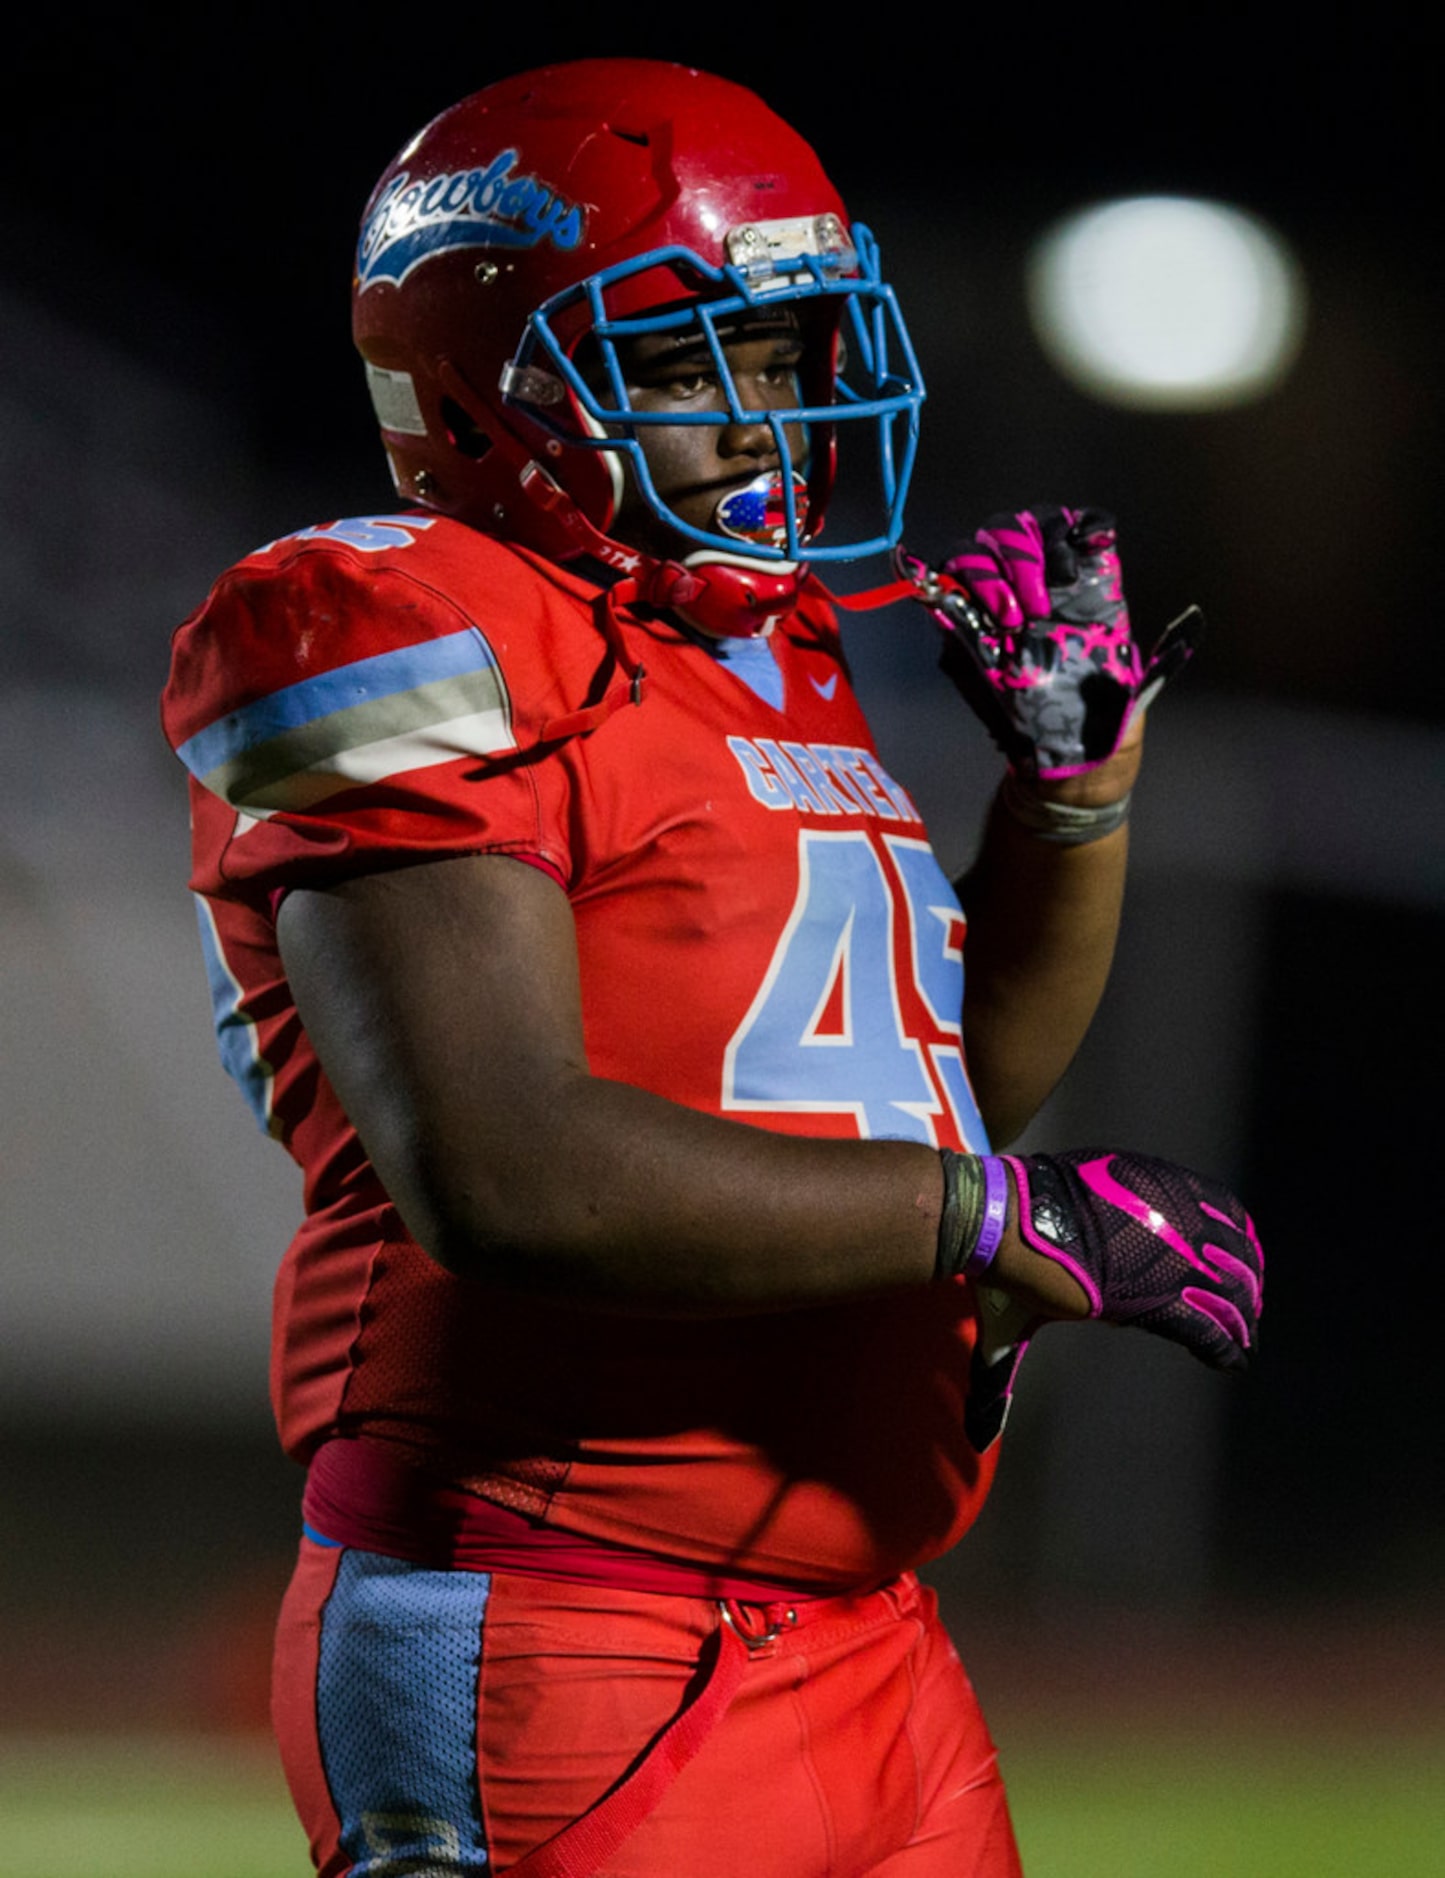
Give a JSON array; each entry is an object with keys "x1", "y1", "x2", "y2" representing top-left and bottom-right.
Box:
[
  {"x1": 902, "y1": 505, "x2": 1203, "y2": 780},
  {"x1": 1005, "y1": 1149, "x2": 1263, "y2": 1371}
]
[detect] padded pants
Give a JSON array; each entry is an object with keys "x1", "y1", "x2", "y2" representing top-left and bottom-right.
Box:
[{"x1": 273, "y1": 1537, "x2": 1022, "y2": 1876}]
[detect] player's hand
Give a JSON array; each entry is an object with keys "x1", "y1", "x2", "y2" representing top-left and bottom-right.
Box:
[
  {"x1": 899, "y1": 505, "x2": 1203, "y2": 781},
  {"x1": 1005, "y1": 1149, "x2": 1263, "y2": 1371}
]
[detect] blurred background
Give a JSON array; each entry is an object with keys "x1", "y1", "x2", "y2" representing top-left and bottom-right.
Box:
[{"x1": 3, "y1": 7, "x2": 1441, "y2": 1871}]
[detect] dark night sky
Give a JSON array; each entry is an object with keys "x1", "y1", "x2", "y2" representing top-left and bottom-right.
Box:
[{"x1": 9, "y1": 12, "x2": 1433, "y2": 420}]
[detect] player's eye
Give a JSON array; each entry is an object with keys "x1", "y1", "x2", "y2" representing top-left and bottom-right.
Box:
[
  {"x1": 627, "y1": 361, "x2": 719, "y2": 404},
  {"x1": 663, "y1": 370, "x2": 715, "y2": 398}
]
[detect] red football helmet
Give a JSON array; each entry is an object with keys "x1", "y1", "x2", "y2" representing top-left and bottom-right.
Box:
[{"x1": 352, "y1": 60, "x2": 924, "y2": 634}]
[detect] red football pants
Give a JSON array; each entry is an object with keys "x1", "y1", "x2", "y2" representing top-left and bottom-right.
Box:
[{"x1": 274, "y1": 1538, "x2": 1022, "y2": 1876}]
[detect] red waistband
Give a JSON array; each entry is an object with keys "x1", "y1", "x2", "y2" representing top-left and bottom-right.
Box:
[{"x1": 303, "y1": 1438, "x2": 840, "y2": 1605}]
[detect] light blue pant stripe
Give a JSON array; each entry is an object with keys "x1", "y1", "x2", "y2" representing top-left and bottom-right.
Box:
[{"x1": 317, "y1": 1549, "x2": 493, "y2": 1874}]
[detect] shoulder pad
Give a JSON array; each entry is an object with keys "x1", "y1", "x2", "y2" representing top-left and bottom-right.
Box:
[{"x1": 163, "y1": 515, "x2": 519, "y2": 817}]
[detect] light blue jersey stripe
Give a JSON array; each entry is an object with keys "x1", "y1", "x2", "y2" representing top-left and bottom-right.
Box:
[
  {"x1": 194, "y1": 896, "x2": 276, "y2": 1134},
  {"x1": 177, "y1": 629, "x2": 502, "y2": 781}
]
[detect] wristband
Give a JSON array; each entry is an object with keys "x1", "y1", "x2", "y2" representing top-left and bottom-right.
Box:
[
  {"x1": 936, "y1": 1151, "x2": 1010, "y2": 1281},
  {"x1": 1000, "y1": 773, "x2": 1132, "y2": 845},
  {"x1": 974, "y1": 1156, "x2": 1009, "y2": 1272}
]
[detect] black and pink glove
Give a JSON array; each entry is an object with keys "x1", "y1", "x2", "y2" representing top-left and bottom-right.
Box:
[
  {"x1": 939, "y1": 1147, "x2": 1263, "y2": 1372},
  {"x1": 901, "y1": 505, "x2": 1203, "y2": 781}
]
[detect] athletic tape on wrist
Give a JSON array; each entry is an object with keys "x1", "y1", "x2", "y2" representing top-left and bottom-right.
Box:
[
  {"x1": 936, "y1": 1151, "x2": 1010, "y2": 1281},
  {"x1": 1000, "y1": 774, "x2": 1132, "y2": 845}
]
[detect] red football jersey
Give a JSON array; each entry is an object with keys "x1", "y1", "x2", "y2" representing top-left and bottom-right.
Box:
[{"x1": 163, "y1": 513, "x2": 1000, "y2": 1590}]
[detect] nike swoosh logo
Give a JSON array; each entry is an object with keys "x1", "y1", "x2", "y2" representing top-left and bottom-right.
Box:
[{"x1": 810, "y1": 672, "x2": 839, "y2": 700}]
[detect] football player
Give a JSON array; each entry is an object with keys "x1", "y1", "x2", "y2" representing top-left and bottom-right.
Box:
[{"x1": 163, "y1": 60, "x2": 1261, "y2": 1876}]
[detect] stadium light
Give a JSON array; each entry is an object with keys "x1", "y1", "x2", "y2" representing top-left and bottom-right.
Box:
[{"x1": 1027, "y1": 195, "x2": 1305, "y2": 410}]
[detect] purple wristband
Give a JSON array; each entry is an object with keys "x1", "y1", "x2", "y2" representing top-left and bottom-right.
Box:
[{"x1": 969, "y1": 1156, "x2": 1010, "y2": 1274}]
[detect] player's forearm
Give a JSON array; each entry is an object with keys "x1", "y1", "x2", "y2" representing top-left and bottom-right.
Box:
[
  {"x1": 391, "y1": 1070, "x2": 1089, "y2": 1322},
  {"x1": 960, "y1": 787, "x2": 1131, "y2": 1146},
  {"x1": 392, "y1": 1067, "x2": 942, "y2": 1309}
]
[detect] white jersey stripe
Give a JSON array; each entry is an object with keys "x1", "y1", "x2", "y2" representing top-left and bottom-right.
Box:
[
  {"x1": 241, "y1": 706, "x2": 518, "y2": 812},
  {"x1": 197, "y1": 672, "x2": 515, "y2": 811}
]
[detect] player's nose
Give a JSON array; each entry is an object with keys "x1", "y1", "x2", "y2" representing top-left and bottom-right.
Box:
[
  {"x1": 714, "y1": 415, "x2": 774, "y2": 458},
  {"x1": 717, "y1": 411, "x2": 777, "y2": 461}
]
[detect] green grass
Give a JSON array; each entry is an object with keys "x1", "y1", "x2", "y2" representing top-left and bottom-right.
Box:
[
  {"x1": 0, "y1": 1737, "x2": 309, "y2": 1878},
  {"x1": 2, "y1": 1729, "x2": 1441, "y2": 1875},
  {"x1": 1005, "y1": 1732, "x2": 1445, "y2": 1877}
]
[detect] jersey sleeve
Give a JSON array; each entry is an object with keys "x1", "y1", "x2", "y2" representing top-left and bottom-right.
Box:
[{"x1": 163, "y1": 524, "x2": 572, "y2": 898}]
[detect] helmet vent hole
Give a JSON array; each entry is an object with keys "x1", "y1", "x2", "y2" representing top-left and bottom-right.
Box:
[{"x1": 441, "y1": 399, "x2": 493, "y2": 461}]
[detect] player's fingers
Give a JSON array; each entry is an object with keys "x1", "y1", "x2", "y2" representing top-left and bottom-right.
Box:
[
  {"x1": 1182, "y1": 1284, "x2": 1253, "y2": 1352},
  {"x1": 1038, "y1": 505, "x2": 1081, "y2": 587},
  {"x1": 1064, "y1": 506, "x2": 1118, "y2": 554},
  {"x1": 975, "y1": 512, "x2": 1052, "y2": 620},
  {"x1": 1150, "y1": 1297, "x2": 1249, "y2": 1372},
  {"x1": 1199, "y1": 1241, "x2": 1263, "y2": 1316},
  {"x1": 1046, "y1": 511, "x2": 1124, "y2": 627},
  {"x1": 943, "y1": 543, "x2": 1026, "y2": 630}
]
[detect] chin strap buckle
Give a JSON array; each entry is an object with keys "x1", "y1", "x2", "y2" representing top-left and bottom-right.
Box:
[{"x1": 823, "y1": 544, "x2": 963, "y2": 616}]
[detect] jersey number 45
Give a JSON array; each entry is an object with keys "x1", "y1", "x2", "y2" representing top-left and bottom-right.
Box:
[{"x1": 722, "y1": 830, "x2": 988, "y2": 1150}]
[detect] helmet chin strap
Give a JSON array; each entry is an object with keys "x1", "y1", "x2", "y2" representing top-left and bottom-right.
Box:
[
  {"x1": 662, "y1": 553, "x2": 807, "y2": 640},
  {"x1": 515, "y1": 457, "x2": 807, "y2": 639}
]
